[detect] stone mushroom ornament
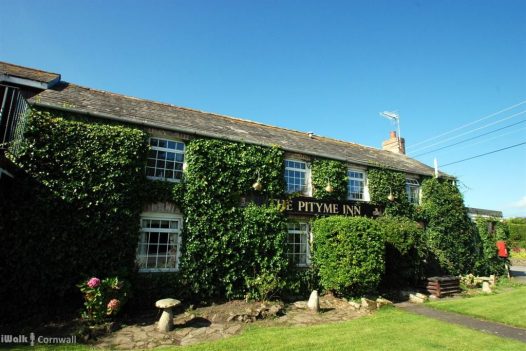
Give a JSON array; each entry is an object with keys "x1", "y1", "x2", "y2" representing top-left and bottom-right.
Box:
[{"x1": 155, "y1": 298, "x2": 181, "y2": 332}]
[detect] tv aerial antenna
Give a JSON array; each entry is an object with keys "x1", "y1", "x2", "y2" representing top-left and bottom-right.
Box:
[{"x1": 379, "y1": 111, "x2": 401, "y2": 140}]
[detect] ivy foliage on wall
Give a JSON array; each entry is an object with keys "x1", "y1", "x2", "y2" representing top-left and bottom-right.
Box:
[
  {"x1": 311, "y1": 159, "x2": 348, "y2": 200},
  {"x1": 1, "y1": 110, "x2": 149, "y2": 322},
  {"x1": 420, "y1": 178, "x2": 478, "y2": 276},
  {"x1": 367, "y1": 167, "x2": 415, "y2": 218},
  {"x1": 474, "y1": 218, "x2": 509, "y2": 276},
  {"x1": 180, "y1": 139, "x2": 288, "y2": 299}
]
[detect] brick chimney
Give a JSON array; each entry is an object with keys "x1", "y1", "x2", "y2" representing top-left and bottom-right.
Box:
[{"x1": 382, "y1": 131, "x2": 406, "y2": 154}]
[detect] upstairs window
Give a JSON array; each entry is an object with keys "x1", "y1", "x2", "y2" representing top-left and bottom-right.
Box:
[
  {"x1": 406, "y1": 179, "x2": 420, "y2": 205},
  {"x1": 348, "y1": 169, "x2": 366, "y2": 200},
  {"x1": 285, "y1": 159, "x2": 308, "y2": 194},
  {"x1": 146, "y1": 138, "x2": 185, "y2": 182}
]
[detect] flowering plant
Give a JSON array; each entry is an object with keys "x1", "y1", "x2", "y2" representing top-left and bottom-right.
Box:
[
  {"x1": 87, "y1": 277, "x2": 101, "y2": 288},
  {"x1": 77, "y1": 276, "x2": 129, "y2": 323}
]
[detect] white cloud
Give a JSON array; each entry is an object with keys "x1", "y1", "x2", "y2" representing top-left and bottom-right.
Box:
[{"x1": 511, "y1": 196, "x2": 526, "y2": 208}]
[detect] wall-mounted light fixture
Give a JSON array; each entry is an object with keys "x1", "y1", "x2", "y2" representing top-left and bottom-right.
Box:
[
  {"x1": 387, "y1": 187, "x2": 395, "y2": 202},
  {"x1": 252, "y1": 170, "x2": 263, "y2": 191},
  {"x1": 324, "y1": 178, "x2": 334, "y2": 193}
]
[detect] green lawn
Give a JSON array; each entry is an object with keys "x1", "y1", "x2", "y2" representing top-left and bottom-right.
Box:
[
  {"x1": 428, "y1": 285, "x2": 526, "y2": 328},
  {"x1": 4, "y1": 308, "x2": 525, "y2": 351},
  {"x1": 167, "y1": 308, "x2": 524, "y2": 351}
]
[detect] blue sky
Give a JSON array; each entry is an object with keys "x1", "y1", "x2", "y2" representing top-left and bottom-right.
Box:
[{"x1": 1, "y1": 0, "x2": 525, "y2": 217}]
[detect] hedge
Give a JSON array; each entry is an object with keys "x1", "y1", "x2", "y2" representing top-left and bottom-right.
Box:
[
  {"x1": 420, "y1": 178, "x2": 478, "y2": 275},
  {"x1": 312, "y1": 216, "x2": 384, "y2": 296}
]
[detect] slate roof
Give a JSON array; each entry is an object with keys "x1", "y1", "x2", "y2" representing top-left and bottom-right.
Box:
[
  {"x1": 2, "y1": 61, "x2": 441, "y2": 177},
  {"x1": 0, "y1": 61, "x2": 60, "y2": 86}
]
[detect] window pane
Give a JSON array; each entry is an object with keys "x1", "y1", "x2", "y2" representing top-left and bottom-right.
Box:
[
  {"x1": 146, "y1": 139, "x2": 185, "y2": 183},
  {"x1": 287, "y1": 222, "x2": 309, "y2": 266},
  {"x1": 138, "y1": 215, "x2": 181, "y2": 271},
  {"x1": 284, "y1": 160, "x2": 307, "y2": 194}
]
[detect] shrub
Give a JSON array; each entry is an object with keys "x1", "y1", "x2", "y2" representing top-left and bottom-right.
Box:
[
  {"x1": 508, "y1": 219, "x2": 526, "y2": 248},
  {"x1": 312, "y1": 216, "x2": 384, "y2": 296},
  {"x1": 376, "y1": 216, "x2": 426, "y2": 287},
  {"x1": 420, "y1": 178, "x2": 478, "y2": 275},
  {"x1": 128, "y1": 272, "x2": 187, "y2": 311},
  {"x1": 280, "y1": 266, "x2": 320, "y2": 300},
  {"x1": 473, "y1": 218, "x2": 509, "y2": 276},
  {"x1": 77, "y1": 276, "x2": 129, "y2": 323},
  {"x1": 245, "y1": 272, "x2": 284, "y2": 301}
]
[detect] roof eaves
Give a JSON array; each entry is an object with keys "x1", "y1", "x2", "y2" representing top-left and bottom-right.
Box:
[{"x1": 0, "y1": 73, "x2": 61, "y2": 89}]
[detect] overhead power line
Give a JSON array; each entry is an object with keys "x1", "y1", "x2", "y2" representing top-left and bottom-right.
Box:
[
  {"x1": 407, "y1": 99, "x2": 526, "y2": 150},
  {"x1": 413, "y1": 118, "x2": 526, "y2": 157},
  {"x1": 409, "y1": 109, "x2": 526, "y2": 154},
  {"x1": 441, "y1": 141, "x2": 526, "y2": 167},
  {"x1": 451, "y1": 126, "x2": 526, "y2": 151}
]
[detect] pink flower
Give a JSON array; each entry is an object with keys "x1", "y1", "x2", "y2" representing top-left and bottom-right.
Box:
[
  {"x1": 107, "y1": 299, "x2": 120, "y2": 311},
  {"x1": 87, "y1": 277, "x2": 101, "y2": 288}
]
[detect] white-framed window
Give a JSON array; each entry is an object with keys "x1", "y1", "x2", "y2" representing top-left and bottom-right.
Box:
[
  {"x1": 285, "y1": 159, "x2": 309, "y2": 194},
  {"x1": 348, "y1": 168, "x2": 367, "y2": 201},
  {"x1": 146, "y1": 137, "x2": 185, "y2": 182},
  {"x1": 406, "y1": 179, "x2": 420, "y2": 205},
  {"x1": 287, "y1": 222, "x2": 310, "y2": 267},
  {"x1": 137, "y1": 213, "x2": 182, "y2": 272}
]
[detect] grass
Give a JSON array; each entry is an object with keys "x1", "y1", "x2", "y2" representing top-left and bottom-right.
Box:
[
  {"x1": 165, "y1": 308, "x2": 525, "y2": 351},
  {"x1": 510, "y1": 248, "x2": 526, "y2": 259},
  {"x1": 5, "y1": 307, "x2": 526, "y2": 351},
  {"x1": 428, "y1": 284, "x2": 526, "y2": 329}
]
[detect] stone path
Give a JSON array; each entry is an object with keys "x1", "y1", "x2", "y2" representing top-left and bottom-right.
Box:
[
  {"x1": 398, "y1": 302, "x2": 526, "y2": 343},
  {"x1": 95, "y1": 295, "x2": 365, "y2": 350},
  {"x1": 96, "y1": 314, "x2": 245, "y2": 349}
]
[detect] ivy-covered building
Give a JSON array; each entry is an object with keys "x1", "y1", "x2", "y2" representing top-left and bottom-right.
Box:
[{"x1": 0, "y1": 62, "x2": 448, "y2": 272}]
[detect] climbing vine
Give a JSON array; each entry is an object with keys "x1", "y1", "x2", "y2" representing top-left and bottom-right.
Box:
[
  {"x1": 180, "y1": 139, "x2": 288, "y2": 299},
  {"x1": 420, "y1": 178, "x2": 478, "y2": 275},
  {"x1": 311, "y1": 159, "x2": 348, "y2": 200},
  {"x1": 367, "y1": 167, "x2": 414, "y2": 218},
  {"x1": 1, "y1": 109, "x2": 149, "y2": 322},
  {"x1": 473, "y1": 218, "x2": 509, "y2": 276}
]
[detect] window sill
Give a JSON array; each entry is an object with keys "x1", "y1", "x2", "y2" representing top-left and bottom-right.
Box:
[
  {"x1": 347, "y1": 198, "x2": 369, "y2": 202},
  {"x1": 296, "y1": 263, "x2": 310, "y2": 268},
  {"x1": 146, "y1": 176, "x2": 180, "y2": 183},
  {"x1": 138, "y1": 268, "x2": 178, "y2": 273}
]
